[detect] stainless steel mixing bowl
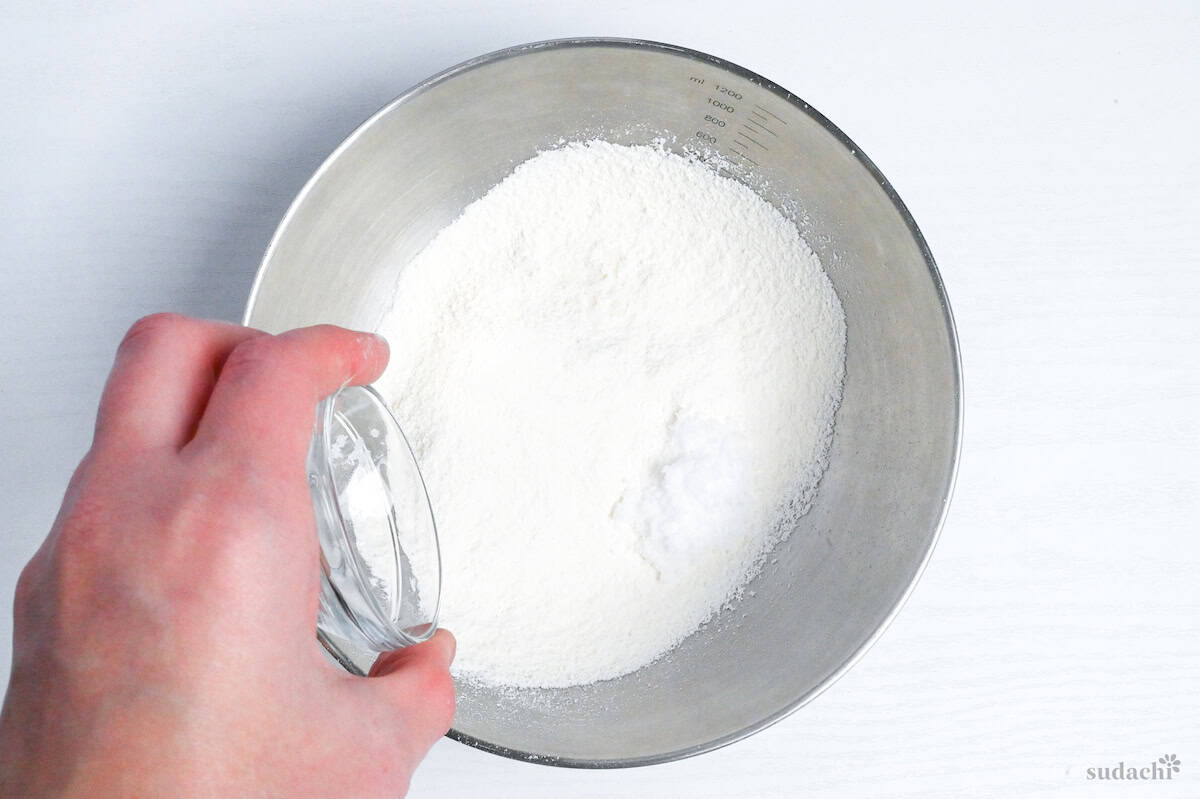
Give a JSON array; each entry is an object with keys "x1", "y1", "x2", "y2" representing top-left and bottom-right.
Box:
[{"x1": 245, "y1": 38, "x2": 962, "y2": 767}]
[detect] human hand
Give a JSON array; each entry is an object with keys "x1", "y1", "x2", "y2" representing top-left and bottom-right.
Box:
[{"x1": 0, "y1": 314, "x2": 455, "y2": 798}]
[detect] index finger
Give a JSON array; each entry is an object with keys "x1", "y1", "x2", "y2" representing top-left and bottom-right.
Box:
[
  {"x1": 95, "y1": 314, "x2": 264, "y2": 452},
  {"x1": 187, "y1": 325, "x2": 389, "y2": 465}
]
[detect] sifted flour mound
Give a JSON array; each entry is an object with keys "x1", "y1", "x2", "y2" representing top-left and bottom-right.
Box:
[{"x1": 376, "y1": 141, "x2": 845, "y2": 688}]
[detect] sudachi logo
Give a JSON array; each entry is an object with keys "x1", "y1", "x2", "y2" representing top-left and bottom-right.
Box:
[{"x1": 1086, "y1": 753, "x2": 1181, "y2": 781}]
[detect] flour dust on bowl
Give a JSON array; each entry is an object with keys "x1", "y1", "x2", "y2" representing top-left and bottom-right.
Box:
[{"x1": 245, "y1": 38, "x2": 962, "y2": 767}]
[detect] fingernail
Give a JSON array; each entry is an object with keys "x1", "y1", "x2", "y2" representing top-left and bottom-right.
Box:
[{"x1": 363, "y1": 332, "x2": 389, "y2": 361}]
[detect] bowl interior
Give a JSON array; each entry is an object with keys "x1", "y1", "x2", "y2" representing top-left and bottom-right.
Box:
[{"x1": 246, "y1": 40, "x2": 960, "y2": 766}]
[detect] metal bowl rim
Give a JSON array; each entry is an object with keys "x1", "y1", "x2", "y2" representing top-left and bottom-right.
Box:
[{"x1": 245, "y1": 36, "x2": 964, "y2": 770}]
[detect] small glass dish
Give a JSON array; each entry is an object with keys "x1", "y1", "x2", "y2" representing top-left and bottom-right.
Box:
[{"x1": 307, "y1": 384, "x2": 440, "y2": 652}]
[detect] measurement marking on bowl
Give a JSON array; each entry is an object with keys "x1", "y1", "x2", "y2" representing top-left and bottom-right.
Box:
[
  {"x1": 745, "y1": 117, "x2": 779, "y2": 138},
  {"x1": 686, "y1": 73, "x2": 776, "y2": 167},
  {"x1": 728, "y1": 140, "x2": 759, "y2": 166},
  {"x1": 753, "y1": 103, "x2": 788, "y2": 125},
  {"x1": 735, "y1": 128, "x2": 768, "y2": 151}
]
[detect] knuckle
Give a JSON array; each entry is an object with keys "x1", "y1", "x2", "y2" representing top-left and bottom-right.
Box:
[
  {"x1": 13, "y1": 556, "x2": 44, "y2": 611},
  {"x1": 220, "y1": 335, "x2": 283, "y2": 381},
  {"x1": 120, "y1": 312, "x2": 188, "y2": 352}
]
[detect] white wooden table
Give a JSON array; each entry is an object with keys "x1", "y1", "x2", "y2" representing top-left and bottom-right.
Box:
[{"x1": 2, "y1": 3, "x2": 1197, "y2": 796}]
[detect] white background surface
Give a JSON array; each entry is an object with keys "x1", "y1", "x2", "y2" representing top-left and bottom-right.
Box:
[{"x1": 2, "y1": 2, "x2": 1198, "y2": 796}]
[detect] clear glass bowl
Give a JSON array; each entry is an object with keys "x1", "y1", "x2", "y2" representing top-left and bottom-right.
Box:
[{"x1": 307, "y1": 385, "x2": 441, "y2": 652}]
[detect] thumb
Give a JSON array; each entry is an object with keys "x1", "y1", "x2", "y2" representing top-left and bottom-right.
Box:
[
  {"x1": 367, "y1": 629, "x2": 457, "y2": 743},
  {"x1": 369, "y1": 628, "x2": 456, "y2": 678}
]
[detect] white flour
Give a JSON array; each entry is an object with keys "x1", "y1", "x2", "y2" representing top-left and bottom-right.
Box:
[{"x1": 376, "y1": 141, "x2": 845, "y2": 688}]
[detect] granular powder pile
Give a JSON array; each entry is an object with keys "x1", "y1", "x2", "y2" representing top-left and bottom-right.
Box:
[{"x1": 376, "y1": 141, "x2": 845, "y2": 688}]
